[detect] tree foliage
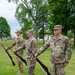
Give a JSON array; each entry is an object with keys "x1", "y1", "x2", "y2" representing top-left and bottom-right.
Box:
[
  {"x1": 0, "y1": 17, "x2": 11, "y2": 38},
  {"x1": 37, "y1": 3, "x2": 49, "y2": 43},
  {"x1": 7, "y1": 0, "x2": 49, "y2": 40},
  {"x1": 48, "y1": 0, "x2": 75, "y2": 35}
]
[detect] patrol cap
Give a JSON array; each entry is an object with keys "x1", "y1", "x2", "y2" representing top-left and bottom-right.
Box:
[
  {"x1": 15, "y1": 30, "x2": 22, "y2": 34},
  {"x1": 26, "y1": 29, "x2": 33, "y2": 34},
  {"x1": 54, "y1": 25, "x2": 62, "y2": 30}
]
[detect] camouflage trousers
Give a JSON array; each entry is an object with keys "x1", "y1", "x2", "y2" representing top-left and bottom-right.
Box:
[
  {"x1": 17, "y1": 51, "x2": 23, "y2": 73},
  {"x1": 26, "y1": 58, "x2": 36, "y2": 75},
  {"x1": 50, "y1": 62, "x2": 65, "y2": 75}
]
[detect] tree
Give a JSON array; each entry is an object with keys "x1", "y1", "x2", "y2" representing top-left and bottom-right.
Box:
[
  {"x1": 0, "y1": 17, "x2": 11, "y2": 39},
  {"x1": 48, "y1": 0, "x2": 75, "y2": 46},
  {"x1": 37, "y1": 3, "x2": 48, "y2": 44},
  {"x1": 48, "y1": 0, "x2": 73, "y2": 35},
  {"x1": 7, "y1": 0, "x2": 49, "y2": 40},
  {"x1": 14, "y1": 3, "x2": 33, "y2": 38},
  {"x1": 20, "y1": 19, "x2": 33, "y2": 38},
  {"x1": 69, "y1": 0, "x2": 75, "y2": 46},
  {"x1": 7, "y1": 0, "x2": 39, "y2": 39}
]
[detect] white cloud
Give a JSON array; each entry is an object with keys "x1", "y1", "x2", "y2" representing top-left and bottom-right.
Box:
[
  {"x1": 0, "y1": 0, "x2": 16, "y2": 20},
  {"x1": 0, "y1": 0, "x2": 21, "y2": 36}
]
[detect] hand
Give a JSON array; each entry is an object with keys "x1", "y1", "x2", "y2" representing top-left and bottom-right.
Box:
[
  {"x1": 5, "y1": 47, "x2": 11, "y2": 51},
  {"x1": 5, "y1": 48, "x2": 8, "y2": 51},
  {"x1": 34, "y1": 54, "x2": 37, "y2": 58},
  {"x1": 13, "y1": 50, "x2": 16, "y2": 54},
  {"x1": 30, "y1": 54, "x2": 37, "y2": 61},
  {"x1": 63, "y1": 61, "x2": 68, "y2": 67},
  {"x1": 30, "y1": 57, "x2": 35, "y2": 61}
]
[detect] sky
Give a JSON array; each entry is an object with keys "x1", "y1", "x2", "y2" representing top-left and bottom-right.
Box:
[{"x1": 0, "y1": 0, "x2": 21, "y2": 36}]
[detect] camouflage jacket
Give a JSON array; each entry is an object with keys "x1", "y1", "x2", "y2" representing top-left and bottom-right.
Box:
[
  {"x1": 16, "y1": 37, "x2": 37, "y2": 59},
  {"x1": 36, "y1": 35, "x2": 72, "y2": 63},
  {"x1": 15, "y1": 35, "x2": 24, "y2": 48},
  {"x1": 8, "y1": 35, "x2": 24, "y2": 50}
]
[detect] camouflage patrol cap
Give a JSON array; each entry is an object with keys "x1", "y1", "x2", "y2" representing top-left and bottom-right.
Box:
[
  {"x1": 54, "y1": 25, "x2": 62, "y2": 30},
  {"x1": 15, "y1": 30, "x2": 22, "y2": 34},
  {"x1": 26, "y1": 29, "x2": 33, "y2": 34}
]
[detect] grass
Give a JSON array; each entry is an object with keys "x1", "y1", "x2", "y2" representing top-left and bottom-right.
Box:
[{"x1": 0, "y1": 40, "x2": 75, "y2": 75}]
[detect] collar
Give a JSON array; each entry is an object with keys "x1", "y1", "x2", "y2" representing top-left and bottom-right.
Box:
[
  {"x1": 29, "y1": 36, "x2": 34, "y2": 40},
  {"x1": 53, "y1": 34, "x2": 63, "y2": 40}
]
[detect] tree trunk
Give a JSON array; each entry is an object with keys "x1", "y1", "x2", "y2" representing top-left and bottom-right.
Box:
[
  {"x1": 63, "y1": 30, "x2": 67, "y2": 36},
  {"x1": 34, "y1": 22, "x2": 38, "y2": 40},
  {"x1": 43, "y1": 24, "x2": 45, "y2": 44},
  {"x1": 74, "y1": 32, "x2": 75, "y2": 46}
]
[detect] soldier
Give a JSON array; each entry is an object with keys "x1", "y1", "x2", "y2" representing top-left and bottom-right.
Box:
[
  {"x1": 35, "y1": 25, "x2": 72, "y2": 75},
  {"x1": 14, "y1": 29, "x2": 37, "y2": 75},
  {"x1": 5, "y1": 30, "x2": 24, "y2": 74}
]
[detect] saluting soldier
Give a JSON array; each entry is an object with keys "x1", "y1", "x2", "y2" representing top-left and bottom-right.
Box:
[
  {"x1": 5, "y1": 30, "x2": 24, "y2": 74},
  {"x1": 35, "y1": 25, "x2": 72, "y2": 75},
  {"x1": 14, "y1": 29, "x2": 37, "y2": 75}
]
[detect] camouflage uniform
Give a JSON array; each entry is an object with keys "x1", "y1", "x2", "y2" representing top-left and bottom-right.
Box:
[
  {"x1": 16, "y1": 30, "x2": 37, "y2": 75},
  {"x1": 25, "y1": 37, "x2": 37, "y2": 75},
  {"x1": 36, "y1": 26, "x2": 72, "y2": 75},
  {"x1": 7, "y1": 30, "x2": 24, "y2": 74},
  {"x1": 15, "y1": 35, "x2": 24, "y2": 74}
]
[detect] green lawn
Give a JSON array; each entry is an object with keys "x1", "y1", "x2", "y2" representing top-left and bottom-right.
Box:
[{"x1": 0, "y1": 40, "x2": 75, "y2": 75}]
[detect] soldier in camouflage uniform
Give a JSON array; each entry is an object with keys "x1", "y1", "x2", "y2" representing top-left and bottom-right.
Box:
[
  {"x1": 5, "y1": 30, "x2": 24, "y2": 74},
  {"x1": 35, "y1": 25, "x2": 72, "y2": 75},
  {"x1": 15, "y1": 29, "x2": 37, "y2": 75}
]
